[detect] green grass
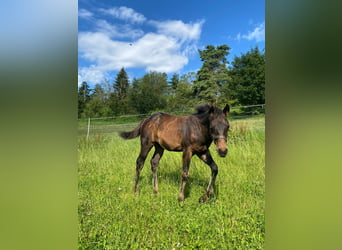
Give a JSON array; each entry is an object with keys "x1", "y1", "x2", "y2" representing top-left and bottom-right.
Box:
[{"x1": 78, "y1": 116, "x2": 265, "y2": 249}]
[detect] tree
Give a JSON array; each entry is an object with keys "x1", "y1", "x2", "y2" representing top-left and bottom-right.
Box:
[
  {"x1": 78, "y1": 81, "x2": 91, "y2": 118},
  {"x1": 128, "y1": 77, "x2": 142, "y2": 114},
  {"x1": 83, "y1": 84, "x2": 111, "y2": 117},
  {"x1": 128, "y1": 72, "x2": 168, "y2": 114},
  {"x1": 193, "y1": 45, "x2": 231, "y2": 104},
  {"x1": 166, "y1": 72, "x2": 194, "y2": 112},
  {"x1": 170, "y1": 73, "x2": 180, "y2": 91},
  {"x1": 114, "y1": 67, "x2": 129, "y2": 100},
  {"x1": 111, "y1": 67, "x2": 131, "y2": 115},
  {"x1": 230, "y1": 47, "x2": 265, "y2": 105}
]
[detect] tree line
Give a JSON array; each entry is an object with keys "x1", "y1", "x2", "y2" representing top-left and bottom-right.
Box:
[{"x1": 78, "y1": 45, "x2": 265, "y2": 118}]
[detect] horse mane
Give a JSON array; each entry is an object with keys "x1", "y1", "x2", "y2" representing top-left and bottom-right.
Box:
[
  {"x1": 194, "y1": 104, "x2": 210, "y2": 115},
  {"x1": 194, "y1": 104, "x2": 223, "y2": 115},
  {"x1": 192, "y1": 104, "x2": 211, "y2": 123},
  {"x1": 193, "y1": 104, "x2": 224, "y2": 123}
]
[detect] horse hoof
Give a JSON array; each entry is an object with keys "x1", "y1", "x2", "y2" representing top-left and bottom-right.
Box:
[{"x1": 199, "y1": 194, "x2": 208, "y2": 203}]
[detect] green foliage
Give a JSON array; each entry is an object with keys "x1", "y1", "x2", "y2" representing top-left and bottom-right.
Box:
[
  {"x1": 114, "y1": 67, "x2": 129, "y2": 100},
  {"x1": 78, "y1": 116, "x2": 265, "y2": 249},
  {"x1": 77, "y1": 45, "x2": 265, "y2": 118},
  {"x1": 83, "y1": 84, "x2": 112, "y2": 118},
  {"x1": 110, "y1": 68, "x2": 131, "y2": 115},
  {"x1": 128, "y1": 72, "x2": 168, "y2": 114},
  {"x1": 169, "y1": 73, "x2": 180, "y2": 91},
  {"x1": 230, "y1": 47, "x2": 265, "y2": 105},
  {"x1": 78, "y1": 82, "x2": 91, "y2": 118},
  {"x1": 166, "y1": 72, "x2": 196, "y2": 113},
  {"x1": 193, "y1": 45, "x2": 231, "y2": 105}
]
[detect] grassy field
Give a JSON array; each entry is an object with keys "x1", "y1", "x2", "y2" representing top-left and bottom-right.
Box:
[{"x1": 78, "y1": 115, "x2": 265, "y2": 249}]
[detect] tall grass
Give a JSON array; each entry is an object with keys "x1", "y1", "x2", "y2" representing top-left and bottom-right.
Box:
[{"x1": 78, "y1": 116, "x2": 265, "y2": 249}]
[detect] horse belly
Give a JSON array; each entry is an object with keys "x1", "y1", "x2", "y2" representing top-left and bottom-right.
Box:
[{"x1": 157, "y1": 129, "x2": 183, "y2": 151}]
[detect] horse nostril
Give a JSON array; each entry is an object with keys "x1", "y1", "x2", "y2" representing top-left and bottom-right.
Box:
[{"x1": 218, "y1": 148, "x2": 228, "y2": 157}]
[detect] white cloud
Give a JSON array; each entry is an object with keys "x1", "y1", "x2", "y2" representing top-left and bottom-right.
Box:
[
  {"x1": 79, "y1": 9, "x2": 93, "y2": 19},
  {"x1": 99, "y1": 6, "x2": 146, "y2": 24},
  {"x1": 78, "y1": 7, "x2": 203, "y2": 85},
  {"x1": 95, "y1": 19, "x2": 144, "y2": 38},
  {"x1": 78, "y1": 32, "x2": 189, "y2": 74},
  {"x1": 78, "y1": 65, "x2": 107, "y2": 86},
  {"x1": 238, "y1": 22, "x2": 265, "y2": 42},
  {"x1": 151, "y1": 19, "x2": 204, "y2": 42},
  {"x1": 95, "y1": 20, "x2": 117, "y2": 36}
]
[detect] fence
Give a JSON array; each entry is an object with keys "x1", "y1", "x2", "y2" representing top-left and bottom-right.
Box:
[{"x1": 78, "y1": 104, "x2": 265, "y2": 138}]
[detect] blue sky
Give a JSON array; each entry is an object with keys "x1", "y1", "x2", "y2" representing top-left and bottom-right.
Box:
[{"x1": 78, "y1": 0, "x2": 264, "y2": 86}]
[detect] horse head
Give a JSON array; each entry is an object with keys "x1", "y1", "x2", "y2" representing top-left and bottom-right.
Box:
[{"x1": 208, "y1": 104, "x2": 230, "y2": 157}]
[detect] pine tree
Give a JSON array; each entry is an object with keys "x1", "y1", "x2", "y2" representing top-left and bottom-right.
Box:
[
  {"x1": 193, "y1": 45, "x2": 231, "y2": 104},
  {"x1": 114, "y1": 67, "x2": 129, "y2": 100},
  {"x1": 170, "y1": 73, "x2": 180, "y2": 90},
  {"x1": 112, "y1": 67, "x2": 130, "y2": 114}
]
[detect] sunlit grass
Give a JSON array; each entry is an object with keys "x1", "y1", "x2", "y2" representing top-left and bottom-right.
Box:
[{"x1": 78, "y1": 116, "x2": 264, "y2": 249}]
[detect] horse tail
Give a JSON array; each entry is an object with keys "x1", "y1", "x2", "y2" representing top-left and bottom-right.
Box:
[{"x1": 119, "y1": 121, "x2": 143, "y2": 139}]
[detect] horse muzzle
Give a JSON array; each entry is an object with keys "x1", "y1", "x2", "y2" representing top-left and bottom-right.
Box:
[
  {"x1": 214, "y1": 136, "x2": 228, "y2": 157},
  {"x1": 218, "y1": 148, "x2": 228, "y2": 157}
]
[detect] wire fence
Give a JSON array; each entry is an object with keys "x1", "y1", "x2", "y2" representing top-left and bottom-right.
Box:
[{"x1": 78, "y1": 104, "x2": 265, "y2": 138}]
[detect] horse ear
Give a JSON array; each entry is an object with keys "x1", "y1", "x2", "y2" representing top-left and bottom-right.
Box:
[{"x1": 223, "y1": 104, "x2": 230, "y2": 116}]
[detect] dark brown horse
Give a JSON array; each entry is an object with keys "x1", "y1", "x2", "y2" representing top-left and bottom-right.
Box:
[{"x1": 119, "y1": 104, "x2": 230, "y2": 202}]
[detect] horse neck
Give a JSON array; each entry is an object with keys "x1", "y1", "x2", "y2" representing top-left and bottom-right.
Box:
[{"x1": 193, "y1": 113, "x2": 211, "y2": 133}]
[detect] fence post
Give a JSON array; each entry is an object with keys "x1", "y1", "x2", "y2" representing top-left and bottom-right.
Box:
[{"x1": 86, "y1": 117, "x2": 90, "y2": 140}]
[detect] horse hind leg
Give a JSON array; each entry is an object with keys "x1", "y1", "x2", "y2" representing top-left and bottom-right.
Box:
[
  {"x1": 150, "y1": 144, "x2": 164, "y2": 194},
  {"x1": 134, "y1": 141, "x2": 153, "y2": 193}
]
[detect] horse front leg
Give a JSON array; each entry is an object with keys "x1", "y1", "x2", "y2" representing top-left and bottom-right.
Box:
[
  {"x1": 197, "y1": 150, "x2": 218, "y2": 202},
  {"x1": 178, "y1": 149, "x2": 192, "y2": 202}
]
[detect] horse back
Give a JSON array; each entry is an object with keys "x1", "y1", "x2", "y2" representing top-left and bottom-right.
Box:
[{"x1": 140, "y1": 113, "x2": 209, "y2": 152}]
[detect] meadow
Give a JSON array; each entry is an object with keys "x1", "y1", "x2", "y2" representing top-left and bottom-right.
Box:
[{"x1": 78, "y1": 115, "x2": 265, "y2": 249}]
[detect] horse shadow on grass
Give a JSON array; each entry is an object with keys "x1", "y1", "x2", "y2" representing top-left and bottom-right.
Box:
[
  {"x1": 132, "y1": 161, "x2": 219, "y2": 201},
  {"x1": 157, "y1": 167, "x2": 218, "y2": 200}
]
